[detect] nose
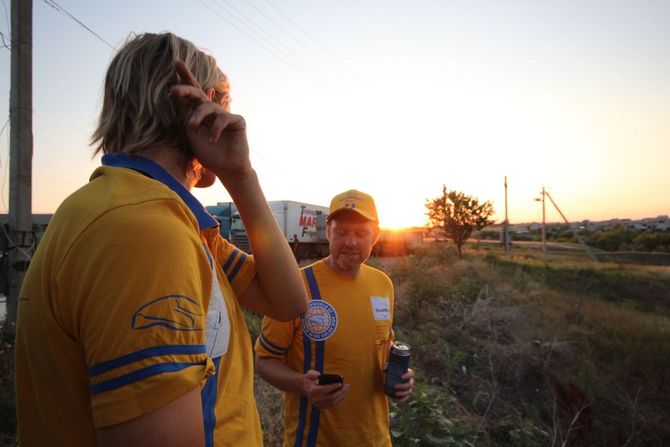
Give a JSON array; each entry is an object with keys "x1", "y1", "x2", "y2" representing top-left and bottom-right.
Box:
[{"x1": 344, "y1": 234, "x2": 356, "y2": 246}]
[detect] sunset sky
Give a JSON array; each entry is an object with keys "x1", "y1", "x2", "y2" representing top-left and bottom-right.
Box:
[{"x1": 0, "y1": 0, "x2": 668, "y2": 228}]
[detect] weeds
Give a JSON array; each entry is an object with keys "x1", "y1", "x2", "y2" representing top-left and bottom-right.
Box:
[
  {"x1": 382, "y1": 243, "x2": 670, "y2": 446},
  {"x1": 0, "y1": 326, "x2": 16, "y2": 446}
]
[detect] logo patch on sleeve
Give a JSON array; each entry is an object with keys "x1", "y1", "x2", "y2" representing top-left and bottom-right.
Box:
[
  {"x1": 132, "y1": 295, "x2": 203, "y2": 331},
  {"x1": 370, "y1": 296, "x2": 390, "y2": 321},
  {"x1": 300, "y1": 300, "x2": 338, "y2": 341}
]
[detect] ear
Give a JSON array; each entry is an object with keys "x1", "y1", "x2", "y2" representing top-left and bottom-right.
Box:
[
  {"x1": 194, "y1": 168, "x2": 216, "y2": 188},
  {"x1": 371, "y1": 223, "x2": 381, "y2": 246},
  {"x1": 206, "y1": 88, "x2": 216, "y2": 101}
]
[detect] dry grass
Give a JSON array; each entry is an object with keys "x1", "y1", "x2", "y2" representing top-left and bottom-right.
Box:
[
  {"x1": 374, "y1": 242, "x2": 670, "y2": 446},
  {"x1": 0, "y1": 335, "x2": 16, "y2": 447},
  {"x1": 254, "y1": 372, "x2": 285, "y2": 447}
]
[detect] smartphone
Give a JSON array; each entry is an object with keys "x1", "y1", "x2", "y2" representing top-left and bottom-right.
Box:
[{"x1": 318, "y1": 373, "x2": 344, "y2": 385}]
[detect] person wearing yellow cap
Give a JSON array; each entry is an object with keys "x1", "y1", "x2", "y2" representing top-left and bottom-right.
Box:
[{"x1": 255, "y1": 189, "x2": 415, "y2": 446}]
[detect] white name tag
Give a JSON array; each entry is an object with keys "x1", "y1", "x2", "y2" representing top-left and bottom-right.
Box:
[{"x1": 370, "y1": 296, "x2": 390, "y2": 321}]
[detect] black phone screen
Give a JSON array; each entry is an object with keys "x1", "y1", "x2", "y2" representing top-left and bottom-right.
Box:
[{"x1": 318, "y1": 373, "x2": 344, "y2": 385}]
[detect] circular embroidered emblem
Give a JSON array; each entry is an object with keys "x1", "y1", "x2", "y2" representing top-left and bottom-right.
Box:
[{"x1": 301, "y1": 300, "x2": 338, "y2": 341}]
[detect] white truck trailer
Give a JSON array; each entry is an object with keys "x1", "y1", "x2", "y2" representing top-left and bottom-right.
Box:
[{"x1": 228, "y1": 201, "x2": 330, "y2": 260}]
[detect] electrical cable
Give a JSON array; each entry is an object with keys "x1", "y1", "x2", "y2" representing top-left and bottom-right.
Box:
[
  {"x1": 41, "y1": 0, "x2": 114, "y2": 50},
  {"x1": 215, "y1": 0, "x2": 329, "y2": 82},
  {"x1": 197, "y1": 0, "x2": 328, "y2": 89},
  {"x1": 0, "y1": 119, "x2": 34, "y2": 260}
]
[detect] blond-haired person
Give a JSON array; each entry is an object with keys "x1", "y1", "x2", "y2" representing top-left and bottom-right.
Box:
[
  {"x1": 16, "y1": 32, "x2": 307, "y2": 447},
  {"x1": 255, "y1": 190, "x2": 415, "y2": 446}
]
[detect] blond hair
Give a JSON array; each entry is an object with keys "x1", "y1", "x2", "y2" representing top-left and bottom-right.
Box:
[{"x1": 91, "y1": 32, "x2": 230, "y2": 156}]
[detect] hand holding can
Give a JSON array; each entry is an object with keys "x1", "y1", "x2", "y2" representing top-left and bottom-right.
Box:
[{"x1": 384, "y1": 342, "x2": 411, "y2": 397}]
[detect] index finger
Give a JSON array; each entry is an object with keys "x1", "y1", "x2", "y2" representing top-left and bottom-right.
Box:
[{"x1": 175, "y1": 60, "x2": 203, "y2": 91}]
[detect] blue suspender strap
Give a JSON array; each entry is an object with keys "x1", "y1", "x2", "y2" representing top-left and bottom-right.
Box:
[
  {"x1": 304, "y1": 267, "x2": 325, "y2": 447},
  {"x1": 294, "y1": 322, "x2": 312, "y2": 447},
  {"x1": 294, "y1": 266, "x2": 327, "y2": 447},
  {"x1": 304, "y1": 267, "x2": 321, "y2": 301}
]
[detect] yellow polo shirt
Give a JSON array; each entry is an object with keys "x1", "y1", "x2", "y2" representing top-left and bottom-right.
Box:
[
  {"x1": 255, "y1": 260, "x2": 395, "y2": 447},
  {"x1": 16, "y1": 153, "x2": 262, "y2": 446}
]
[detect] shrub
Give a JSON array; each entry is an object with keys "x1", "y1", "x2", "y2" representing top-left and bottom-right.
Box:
[{"x1": 390, "y1": 383, "x2": 478, "y2": 446}]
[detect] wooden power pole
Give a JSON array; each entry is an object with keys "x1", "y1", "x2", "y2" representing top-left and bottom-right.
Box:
[
  {"x1": 5, "y1": 0, "x2": 33, "y2": 338},
  {"x1": 541, "y1": 186, "x2": 546, "y2": 253},
  {"x1": 503, "y1": 176, "x2": 510, "y2": 256},
  {"x1": 534, "y1": 186, "x2": 547, "y2": 254}
]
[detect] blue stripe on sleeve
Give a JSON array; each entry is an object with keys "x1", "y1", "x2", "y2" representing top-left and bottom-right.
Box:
[
  {"x1": 222, "y1": 249, "x2": 239, "y2": 273},
  {"x1": 227, "y1": 252, "x2": 248, "y2": 282},
  {"x1": 202, "y1": 356, "x2": 222, "y2": 447},
  {"x1": 90, "y1": 361, "x2": 205, "y2": 395},
  {"x1": 258, "y1": 337, "x2": 288, "y2": 357},
  {"x1": 89, "y1": 345, "x2": 206, "y2": 377},
  {"x1": 260, "y1": 333, "x2": 289, "y2": 353}
]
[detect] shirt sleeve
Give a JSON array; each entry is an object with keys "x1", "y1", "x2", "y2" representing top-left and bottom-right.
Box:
[
  {"x1": 254, "y1": 315, "x2": 296, "y2": 359},
  {"x1": 57, "y1": 200, "x2": 215, "y2": 428},
  {"x1": 210, "y1": 235, "x2": 256, "y2": 298}
]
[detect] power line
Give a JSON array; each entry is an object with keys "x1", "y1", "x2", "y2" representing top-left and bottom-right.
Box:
[
  {"x1": 196, "y1": 0, "x2": 327, "y2": 89},
  {"x1": 215, "y1": 0, "x2": 330, "y2": 82},
  {"x1": 241, "y1": 0, "x2": 354, "y2": 82},
  {"x1": 41, "y1": 0, "x2": 114, "y2": 50},
  {"x1": 0, "y1": 31, "x2": 9, "y2": 50},
  {"x1": 242, "y1": 0, "x2": 319, "y2": 56},
  {"x1": 0, "y1": 119, "x2": 33, "y2": 260},
  {"x1": 262, "y1": 0, "x2": 356, "y2": 77}
]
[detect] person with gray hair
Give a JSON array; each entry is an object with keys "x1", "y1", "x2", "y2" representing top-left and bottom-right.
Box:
[{"x1": 15, "y1": 32, "x2": 307, "y2": 446}]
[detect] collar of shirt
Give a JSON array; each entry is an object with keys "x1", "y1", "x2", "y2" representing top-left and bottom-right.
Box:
[{"x1": 101, "y1": 152, "x2": 219, "y2": 230}]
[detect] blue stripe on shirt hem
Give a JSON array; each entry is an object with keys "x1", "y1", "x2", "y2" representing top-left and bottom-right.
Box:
[
  {"x1": 89, "y1": 345, "x2": 206, "y2": 377},
  {"x1": 202, "y1": 356, "x2": 222, "y2": 447},
  {"x1": 90, "y1": 361, "x2": 205, "y2": 395}
]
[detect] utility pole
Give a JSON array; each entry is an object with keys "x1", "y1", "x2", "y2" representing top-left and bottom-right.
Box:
[
  {"x1": 503, "y1": 176, "x2": 510, "y2": 256},
  {"x1": 534, "y1": 187, "x2": 546, "y2": 254},
  {"x1": 5, "y1": 0, "x2": 33, "y2": 339},
  {"x1": 544, "y1": 191, "x2": 597, "y2": 262}
]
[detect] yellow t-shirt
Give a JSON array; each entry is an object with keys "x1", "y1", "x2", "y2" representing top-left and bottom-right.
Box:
[
  {"x1": 255, "y1": 259, "x2": 395, "y2": 447},
  {"x1": 16, "y1": 153, "x2": 262, "y2": 446}
]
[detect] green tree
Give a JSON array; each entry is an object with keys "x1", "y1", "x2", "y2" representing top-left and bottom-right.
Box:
[
  {"x1": 426, "y1": 185, "x2": 494, "y2": 258},
  {"x1": 587, "y1": 225, "x2": 636, "y2": 251},
  {"x1": 633, "y1": 231, "x2": 670, "y2": 252}
]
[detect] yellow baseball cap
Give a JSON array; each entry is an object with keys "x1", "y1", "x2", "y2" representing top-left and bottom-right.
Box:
[{"x1": 328, "y1": 189, "x2": 378, "y2": 223}]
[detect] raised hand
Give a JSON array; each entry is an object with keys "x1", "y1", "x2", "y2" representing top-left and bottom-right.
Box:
[{"x1": 170, "y1": 61, "x2": 252, "y2": 184}]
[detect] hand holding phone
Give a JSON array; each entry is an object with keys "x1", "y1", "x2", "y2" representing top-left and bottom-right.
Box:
[{"x1": 317, "y1": 373, "x2": 344, "y2": 386}]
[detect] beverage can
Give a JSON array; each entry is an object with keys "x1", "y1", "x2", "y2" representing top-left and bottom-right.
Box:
[{"x1": 384, "y1": 341, "x2": 411, "y2": 397}]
